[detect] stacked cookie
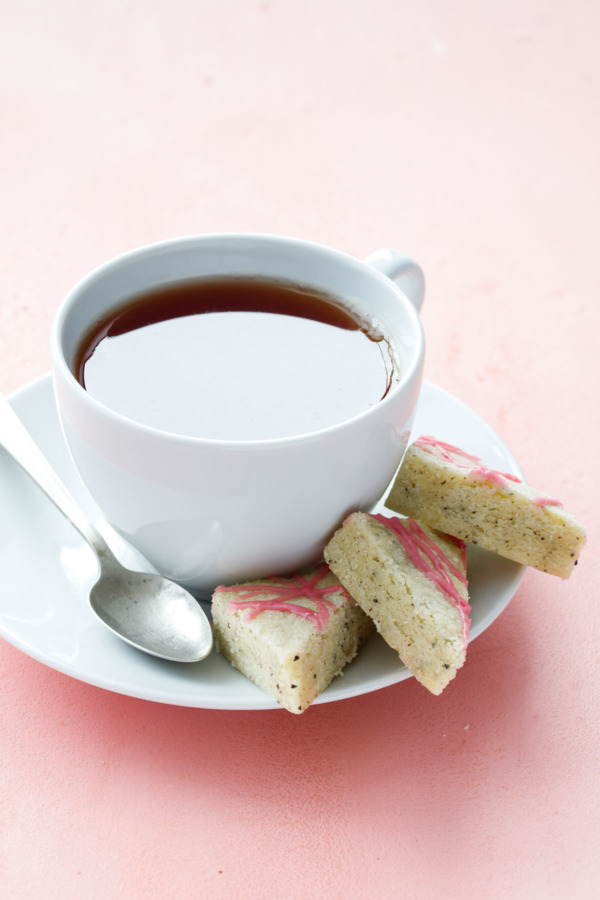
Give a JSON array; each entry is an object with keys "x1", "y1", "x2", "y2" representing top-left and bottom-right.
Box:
[{"x1": 384, "y1": 435, "x2": 585, "y2": 579}]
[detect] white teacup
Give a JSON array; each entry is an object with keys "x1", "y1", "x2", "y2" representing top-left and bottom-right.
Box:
[{"x1": 51, "y1": 234, "x2": 425, "y2": 597}]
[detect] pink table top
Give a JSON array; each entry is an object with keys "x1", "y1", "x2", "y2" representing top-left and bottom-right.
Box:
[{"x1": 1, "y1": 2, "x2": 597, "y2": 897}]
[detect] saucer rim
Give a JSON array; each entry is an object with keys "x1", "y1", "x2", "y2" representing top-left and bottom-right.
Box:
[{"x1": 0, "y1": 373, "x2": 526, "y2": 710}]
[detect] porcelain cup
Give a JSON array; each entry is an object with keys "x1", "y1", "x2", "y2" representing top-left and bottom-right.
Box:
[{"x1": 51, "y1": 234, "x2": 425, "y2": 597}]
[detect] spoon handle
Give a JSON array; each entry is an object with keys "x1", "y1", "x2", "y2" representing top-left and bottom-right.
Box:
[{"x1": 0, "y1": 391, "x2": 113, "y2": 562}]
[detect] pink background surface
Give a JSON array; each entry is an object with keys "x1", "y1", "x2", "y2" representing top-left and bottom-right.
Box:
[{"x1": 1, "y1": 2, "x2": 598, "y2": 897}]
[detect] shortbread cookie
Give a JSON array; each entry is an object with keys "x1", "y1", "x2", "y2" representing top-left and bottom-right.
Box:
[
  {"x1": 385, "y1": 435, "x2": 586, "y2": 578},
  {"x1": 324, "y1": 512, "x2": 470, "y2": 695},
  {"x1": 211, "y1": 564, "x2": 374, "y2": 714}
]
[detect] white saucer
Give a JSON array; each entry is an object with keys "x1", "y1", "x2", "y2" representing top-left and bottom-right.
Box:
[{"x1": 0, "y1": 375, "x2": 525, "y2": 710}]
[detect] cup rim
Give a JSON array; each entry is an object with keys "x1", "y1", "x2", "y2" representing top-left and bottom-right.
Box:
[{"x1": 50, "y1": 232, "x2": 425, "y2": 448}]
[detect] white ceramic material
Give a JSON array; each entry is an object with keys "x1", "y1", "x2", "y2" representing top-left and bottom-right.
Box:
[
  {"x1": 51, "y1": 235, "x2": 426, "y2": 597},
  {"x1": 0, "y1": 391, "x2": 212, "y2": 662},
  {"x1": 0, "y1": 375, "x2": 525, "y2": 710}
]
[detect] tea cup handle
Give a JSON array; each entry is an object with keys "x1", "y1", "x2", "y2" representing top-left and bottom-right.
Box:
[{"x1": 364, "y1": 249, "x2": 425, "y2": 313}]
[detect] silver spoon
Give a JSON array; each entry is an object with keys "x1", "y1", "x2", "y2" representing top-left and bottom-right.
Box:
[{"x1": 0, "y1": 391, "x2": 213, "y2": 663}]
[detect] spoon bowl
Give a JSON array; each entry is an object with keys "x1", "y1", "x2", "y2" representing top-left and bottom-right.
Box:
[
  {"x1": 89, "y1": 555, "x2": 212, "y2": 662},
  {"x1": 0, "y1": 391, "x2": 213, "y2": 663}
]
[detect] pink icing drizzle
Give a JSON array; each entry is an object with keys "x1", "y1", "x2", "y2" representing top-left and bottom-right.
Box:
[
  {"x1": 416, "y1": 435, "x2": 481, "y2": 466},
  {"x1": 218, "y1": 562, "x2": 350, "y2": 630},
  {"x1": 416, "y1": 436, "x2": 522, "y2": 485},
  {"x1": 469, "y1": 466, "x2": 522, "y2": 486},
  {"x1": 372, "y1": 514, "x2": 471, "y2": 644},
  {"x1": 414, "y1": 435, "x2": 560, "y2": 507},
  {"x1": 445, "y1": 532, "x2": 468, "y2": 571},
  {"x1": 533, "y1": 497, "x2": 563, "y2": 508}
]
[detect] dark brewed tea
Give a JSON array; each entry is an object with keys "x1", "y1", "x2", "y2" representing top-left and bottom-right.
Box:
[{"x1": 75, "y1": 276, "x2": 398, "y2": 440}]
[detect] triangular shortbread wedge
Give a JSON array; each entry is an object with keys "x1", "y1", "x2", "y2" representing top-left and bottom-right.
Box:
[
  {"x1": 324, "y1": 512, "x2": 470, "y2": 695},
  {"x1": 211, "y1": 564, "x2": 374, "y2": 714},
  {"x1": 385, "y1": 435, "x2": 586, "y2": 578}
]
